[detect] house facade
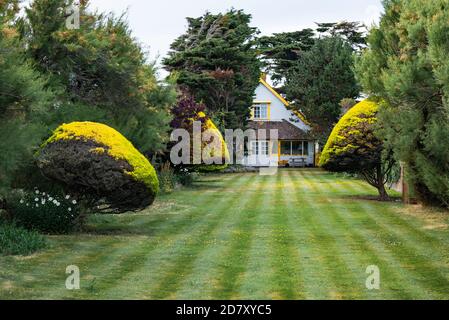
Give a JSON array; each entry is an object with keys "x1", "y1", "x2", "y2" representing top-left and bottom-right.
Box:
[{"x1": 244, "y1": 77, "x2": 317, "y2": 167}]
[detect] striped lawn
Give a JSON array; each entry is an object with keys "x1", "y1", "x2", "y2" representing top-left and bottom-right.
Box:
[{"x1": 1, "y1": 169, "x2": 449, "y2": 299}]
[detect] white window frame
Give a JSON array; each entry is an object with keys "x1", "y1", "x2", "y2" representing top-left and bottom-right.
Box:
[
  {"x1": 253, "y1": 104, "x2": 268, "y2": 120},
  {"x1": 251, "y1": 141, "x2": 270, "y2": 156}
]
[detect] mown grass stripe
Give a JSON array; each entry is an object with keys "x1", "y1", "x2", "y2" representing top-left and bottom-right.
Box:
[
  {"x1": 347, "y1": 179, "x2": 449, "y2": 259},
  {"x1": 238, "y1": 175, "x2": 283, "y2": 299},
  {"x1": 91, "y1": 174, "x2": 253, "y2": 299},
  {"x1": 336, "y1": 179, "x2": 449, "y2": 299},
  {"x1": 147, "y1": 174, "x2": 259, "y2": 299},
  {"x1": 266, "y1": 171, "x2": 305, "y2": 299},
  {"x1": 207, "y1": 174, "x2": 268, "y2": 299},
  {"x1": 309, "y1": 171, "x2": 419, "y2": 299},
  {"x1": 291, "y1": 169, "x2": 365, "y2": 299},
  {"x1": 281, "y1": 169, "x2": 334, "y2": 299},
  {"x1": 51, "y1": 174, "x2": 250, "y2": 299}
]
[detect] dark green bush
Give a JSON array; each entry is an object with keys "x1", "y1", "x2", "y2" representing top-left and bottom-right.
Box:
[
  {"x1": 8, "y1": 189, "x2": 82, "y2": 234},
  {"x1": 0, "y1": 222, "x2": 47, "y2": 256},
  {"x1": 176, "y1": 168, "x2": 197, "y2": 187}
]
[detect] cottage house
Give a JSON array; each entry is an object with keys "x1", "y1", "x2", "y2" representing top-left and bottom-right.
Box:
[{"x1": 244, "y1": 76, "x2": 317, "y2": 167}]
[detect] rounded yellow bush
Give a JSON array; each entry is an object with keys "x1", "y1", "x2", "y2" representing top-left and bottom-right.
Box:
[
  {"x1": 43, "y1": 121, "x2": 159, "y2": 194},
  {"x1": 320, "y1": 99, "x2": 380, "y2": 169},
  {"x1": 197, "y1": 112, "x2": 230, "y2": 165}
]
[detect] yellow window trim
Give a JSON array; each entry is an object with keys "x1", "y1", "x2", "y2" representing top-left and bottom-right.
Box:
[{"x1": 251, "y1": 101, "x2": 271, "y2": 120}]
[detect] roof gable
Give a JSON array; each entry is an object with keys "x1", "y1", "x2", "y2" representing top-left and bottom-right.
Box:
[
  {"x1": 256, "y1": 78, "x2": 310, "y2": 126},
  {"x1": 259, "y1": 78, "x2": 290, "y2": 107}
]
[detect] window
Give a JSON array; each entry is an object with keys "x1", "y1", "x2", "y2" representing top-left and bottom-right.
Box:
[
  {"x1": 292, "y1": 141, "x2": 303, "y2": 155},
  {"x1": 251, "y1": 141, "x2": 259, "y2": 155},
  {"x1": 261, "y1": 141, "x2": 269, "y2": 155},
  {"x1": 281, "y1": 141, "x2": 291, "y2": 155},
  {"x1": 251, "y1": 141, "x2": 269, "y2": 155},
  {"x1": 303, "y1": 141, "x2": 309, "y2": 156},
  {"x1": 253, "y1": 104, "x2": 268, "y2": 119},
  {"x1": 280, "y1": 141, "x2": 309, "y2": 156}
]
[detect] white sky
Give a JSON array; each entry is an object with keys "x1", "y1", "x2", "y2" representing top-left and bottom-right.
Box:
[{"x1": 87, "y1": 0, "x2": 383, "y2": 73}]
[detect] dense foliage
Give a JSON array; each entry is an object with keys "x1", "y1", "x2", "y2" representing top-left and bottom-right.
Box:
[
  {"x1": 355, "y1": 0, "x2": 449, "y2": 207},
  {"x1": 286, "y1": 37, "x2": 360, "y2": 144},
  {"x1": 320, "y1": 99, "x2": 393, "y2": 200},
  {"x1": 257, "y1": 29, "x2": 315, "y2": 86},
  {"x1": 170, "y1": 96, "x2": 229, "y2": 171},
  {"x1": 257, "y1": 22, "x2": 365, "y2": 144},
  {"x1": 0, "y1": 222, "x2": 47, "y2": 256},
  {"x1": 163, "y1": 9, "x2": 261, "y2": 129},
  {"x1": 315, "y1": 21, "x2": 367, "y2": 50},
  {"x1": 36, "y1": 122, "x2": 159, "y2": 213},
  {"x1": 1, "y1": 0, "x2": 174, "y2": 222},
  {"x1": 22, "y1": 0, "x2": 175, "y2": 153},
  {"x1": 7, "y1": 189, "x2": 81, "y2": 234},
  {"x1": 0, "y1": 0, "x2": 53, "y2": 200}
]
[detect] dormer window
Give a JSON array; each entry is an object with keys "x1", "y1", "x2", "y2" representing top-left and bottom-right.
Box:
[{"x1": 253, "y1": 103, "x2": 269, "y2": 120}]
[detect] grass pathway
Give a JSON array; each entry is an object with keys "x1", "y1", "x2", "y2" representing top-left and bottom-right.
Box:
[{"x1": 1, "y1": 169, "x2": 449, "y2": 299}]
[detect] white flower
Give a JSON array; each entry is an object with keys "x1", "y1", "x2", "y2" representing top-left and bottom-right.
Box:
[
  {"x1": 65, "y1": 195, "x2": 70, "y2": 200},
  {"x1": 20, "y1": 199, "x2": 24, "y2": 204},
  {"x1": 42, "y1": 192, "x2": 46, "y2": 196},
  {"x1": 72, "y1": 200, "x2": 77, "y2": 205},
  {"x1": 53, "y1": 200, "x2": 58, "y2": 204},
  {"x1": 68, "y1": 208, "x2": 72, "y2": 212},
  {"x1": 35, "y1": 198, "x2": 39, "y2": 202},
  {"x1": 49, "y1": 197, "x2": 53, "y2": 201},
  {"x1": 41, "y1": 200, "x2": 46, "y2": 205},
  {"x1": 35, "y1": 190, "x2": 40, "y2": 195},
  {"x1": 36, "y1": 204, "x2": 39, "y2": 207},
  {"x1": 56, "y1": 202, "x2": 61, "y2": 207}
]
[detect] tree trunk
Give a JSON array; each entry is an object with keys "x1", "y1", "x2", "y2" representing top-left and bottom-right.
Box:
[{"x1": 376, "y1": 164, "x2": 389, "y2": 201}]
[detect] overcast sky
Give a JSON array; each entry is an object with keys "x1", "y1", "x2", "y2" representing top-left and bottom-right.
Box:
[{"x1": 86, "y1": 0, "x2": 383, "y2": 73}]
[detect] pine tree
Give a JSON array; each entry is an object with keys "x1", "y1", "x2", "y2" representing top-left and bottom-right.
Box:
[
  {"x1": 286, "y1": 36, "x2": 360, "y2": 144},
  {"x1": 0, "y1": 1, "x2": 53, "y2": 200},
  {"x1": 257, "y1": 29, "x2": 315, "y2": 86},
  {"x1": 22, "y1": 0, "x2": 176, "y2": 153},
  {"x1": 355, "y1": 0, "x2": 449, "y2": 208},
  {"x1": 163, "y1": 9, "x2": 261, "y2": 130}
]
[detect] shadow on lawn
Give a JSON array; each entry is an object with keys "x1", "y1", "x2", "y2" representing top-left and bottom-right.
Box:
[
  {"x1": 82, "y1": 215, "x2": 167, "y2": 237},
  {"x1": 340, "y1": 194, "x2": 403, "y2": 203},
  {"x1": 82, "y1": 226, "x2": 158, "y2": 237},
  {"x1": 187, "y1": 182, "x2": 225, "y2": 191}
]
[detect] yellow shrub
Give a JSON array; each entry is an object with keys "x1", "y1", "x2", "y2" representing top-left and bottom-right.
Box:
[
  {"x1": 43, "y1": 122, "x2": 158, "y2": 193},
  {"x1": 320, "y1": 99, "x2": 379, "y2": 168}
]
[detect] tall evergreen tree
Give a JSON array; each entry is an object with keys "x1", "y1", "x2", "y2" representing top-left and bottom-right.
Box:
[
  {"x1": 316, "y1": 21, "x2": 367, "y2": 50},
  {"x1": 0, "y1": 1, "x2": 53, "y2": 201},
  {"x1": 286, "y1": 36, "x2": 360, "y2": 144},
  {"x1": 355, "y1": 0, "x2": 449, "y2": 208},
  {"x1": 22, "y1": 0, "x2": 175, "y2": 153},
  {"x1": 163, "y1": 9, "x2": 261, "y2": 129},
  {"x1": 257, "y1": 29, "x2": 315, "y2": 86}
]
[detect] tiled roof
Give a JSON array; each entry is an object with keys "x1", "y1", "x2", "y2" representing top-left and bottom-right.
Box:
[{"x1": 247, "y1": 120, "x2": 314, "y2": 140}]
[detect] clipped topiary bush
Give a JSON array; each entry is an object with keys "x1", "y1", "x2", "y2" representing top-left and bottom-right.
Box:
[
  {"x1": 36, "y1": 122, "x2": 159, "y2": 213},
  {"x1": 170, "y1": 96, "x2": 230, "y2": 172},
  {"x1": 196, "y1": 111, "x2": 230, "y2": 172},
  {"x1": 320, "y1": 99, "x2": 394, "y2": 200}
]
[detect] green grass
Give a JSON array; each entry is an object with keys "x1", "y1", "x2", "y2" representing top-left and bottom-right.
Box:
[{"x1": 1, "y1": 169, "x2": 449, "y2": 299}]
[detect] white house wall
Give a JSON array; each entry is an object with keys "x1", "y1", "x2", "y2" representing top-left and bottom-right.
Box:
[{"x1": 254, "y1": 84, "x2": 310, "y2": 132}]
